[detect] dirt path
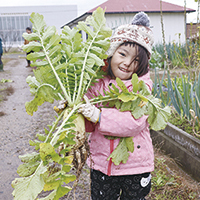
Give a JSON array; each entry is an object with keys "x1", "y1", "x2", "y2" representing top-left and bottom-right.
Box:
[
  {"x1": 0, "y1": 54, "x2": 90, "y2": 200},
  {"x1": 0, "y1": 55, "x2": 57, "y2": 199}
]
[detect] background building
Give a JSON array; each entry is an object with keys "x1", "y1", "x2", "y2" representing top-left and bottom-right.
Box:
[
  {"x1": 62, "y1": 0, "x2": 195, "y2": 45},
  {"x1": 0, "y1": 5, "x2": 77, "y2": 49}
]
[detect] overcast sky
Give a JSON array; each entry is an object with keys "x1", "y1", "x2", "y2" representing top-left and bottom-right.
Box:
[{"x1": 1, "y1": 0, "x2": 199, "y2": 22}]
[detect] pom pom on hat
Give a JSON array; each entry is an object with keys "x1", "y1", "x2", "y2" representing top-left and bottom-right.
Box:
[
  {"x1": 131, "y1": 11, "x2": 150, "y2": 27},
  {"x1": 106, "y1": 11, "x2": 154, "y2": 59}
]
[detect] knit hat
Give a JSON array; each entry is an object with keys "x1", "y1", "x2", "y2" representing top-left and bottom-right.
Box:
[{"x1": 106, "y1": 12, "x2": 154, "y2": 58}]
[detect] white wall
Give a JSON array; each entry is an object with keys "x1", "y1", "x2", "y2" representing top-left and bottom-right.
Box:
[
  {"x1": 105, "y1": 12, "x2": 186, "y2": 45},
  {"x1": 150, "y1": 13, "x2": 185, "y2": 44},
  {"x1": 105, "y1": 13, "x2": 133, "y2": 30}
]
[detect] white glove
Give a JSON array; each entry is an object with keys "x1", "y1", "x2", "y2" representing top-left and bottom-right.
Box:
[{"x1": 79, "y1": 95, "x2": 100, "y2": 123}]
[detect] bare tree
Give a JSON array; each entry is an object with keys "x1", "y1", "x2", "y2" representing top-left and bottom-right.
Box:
[
  {"x1": 0, "y1": 30, "x2": 13, "y2": 53},
  {"x1": 160, "y1": 0, "x2": 170, "y2": 70},
  {"x1": 0, "y1": 28, "x2": 22, "y2": 53}
]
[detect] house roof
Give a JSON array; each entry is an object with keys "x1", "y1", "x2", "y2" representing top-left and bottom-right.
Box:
[
  {"x1": 62, "y1": 0, "x2": 195, "y2": 27},
  {"x1": 88, "y1": 0, "x2": 195, "y2": 13}
]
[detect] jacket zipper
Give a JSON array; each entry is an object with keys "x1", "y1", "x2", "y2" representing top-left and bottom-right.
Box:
[{"x1": 107, "y1": 139, "x2": 114, "y2": 176}]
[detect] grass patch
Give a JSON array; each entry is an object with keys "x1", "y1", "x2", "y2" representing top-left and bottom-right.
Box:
[
  {"x1": 5, "y1": 85, "x2": 15, "y2": 95},
  {"x1": 2, "y1": 51, "x2": 26, "y2": 65},
  {"x1": 0, "y1": 85, "x2": 15, "y2": 101},
  {"x1": 0, "y1": 111, "x2": 5, "y2": 116},
  {"x1": 147, "y1": 148, "x2": 200, "y2": 200},
  {"x1": 169, "y1": 109, "x2": 200, "y2": 139},
  {"x1": 1, "y1": 57, "x2": 12, "y2": 66}
]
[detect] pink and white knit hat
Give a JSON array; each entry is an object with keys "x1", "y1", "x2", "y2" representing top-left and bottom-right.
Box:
[{"x1": 106, "y1": 12, "x2": 154, "y2": 58}]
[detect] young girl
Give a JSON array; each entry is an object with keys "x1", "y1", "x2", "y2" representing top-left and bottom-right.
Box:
[{"x1": 79, "y1": 12, "x2": 154, "y2": 200}]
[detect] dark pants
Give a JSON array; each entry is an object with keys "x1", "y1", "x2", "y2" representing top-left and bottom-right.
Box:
[
  {"x1": 0, "y1": 54, "x2": 2, "y2": 65},
  {"x1": 26, "y1": 51, "x2": 34, "y2": 65},
  {"x1": 91, "y1": 169, "x2": 151, "y2": 200},
  {"x1": 0, "y1": 54, "x2": 3, "y2": 71}
]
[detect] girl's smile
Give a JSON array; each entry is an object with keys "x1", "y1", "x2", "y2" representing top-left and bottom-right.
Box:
[
  {"x1": 110, "y1": 44, "x2": 138, "y2": 80},
  {"x1": 118, "y1": 66, "x2": 129, "y2": 73}
]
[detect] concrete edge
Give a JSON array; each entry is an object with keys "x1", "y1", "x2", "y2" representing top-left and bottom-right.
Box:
[{"x1": 151, "y1": 129, "x2": 200, "y2": 182}]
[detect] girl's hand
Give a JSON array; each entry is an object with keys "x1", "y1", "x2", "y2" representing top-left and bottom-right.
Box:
[
  {"x1": 54, "y1": 100, "x2": 68, "y2": 114},
  {"x1": 78, "y1": 95, "x2": 100, "y2": 123}
]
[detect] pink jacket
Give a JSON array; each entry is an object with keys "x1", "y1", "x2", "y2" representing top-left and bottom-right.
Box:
[{"x1": 85, "y1": 72, "x2": 154, "y2": 176}]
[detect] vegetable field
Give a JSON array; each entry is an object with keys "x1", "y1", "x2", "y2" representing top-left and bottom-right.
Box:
[
  {"x1": 0, "y1": 44, "x2": 199, "y2": 200},
  {"x1": 0, "y1": 7, "x2": 199, "y2": 200}
]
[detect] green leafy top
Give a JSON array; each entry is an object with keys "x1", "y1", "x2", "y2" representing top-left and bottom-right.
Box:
[
  {"x1": 93, "y1": 75, "x2": 171, "y2": 165},
  {"x1": 90, "y1": 74, "x2": 171, "y2": 131},
  {"x1": 23, "y1": 8, "x2": 112, "y2": 115}
]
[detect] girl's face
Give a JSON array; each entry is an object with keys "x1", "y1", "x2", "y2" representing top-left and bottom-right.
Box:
[{"x1": 110, "y1": 44, "x2": 138, "y2": 80}]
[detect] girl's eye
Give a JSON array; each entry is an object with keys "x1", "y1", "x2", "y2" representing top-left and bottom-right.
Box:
[
  {"x1": 119, "y1": 52, "x2": 126, "y2": 56},
  {"x1": 134, "y1": 58, "x2": 139, "y2": 62}
]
